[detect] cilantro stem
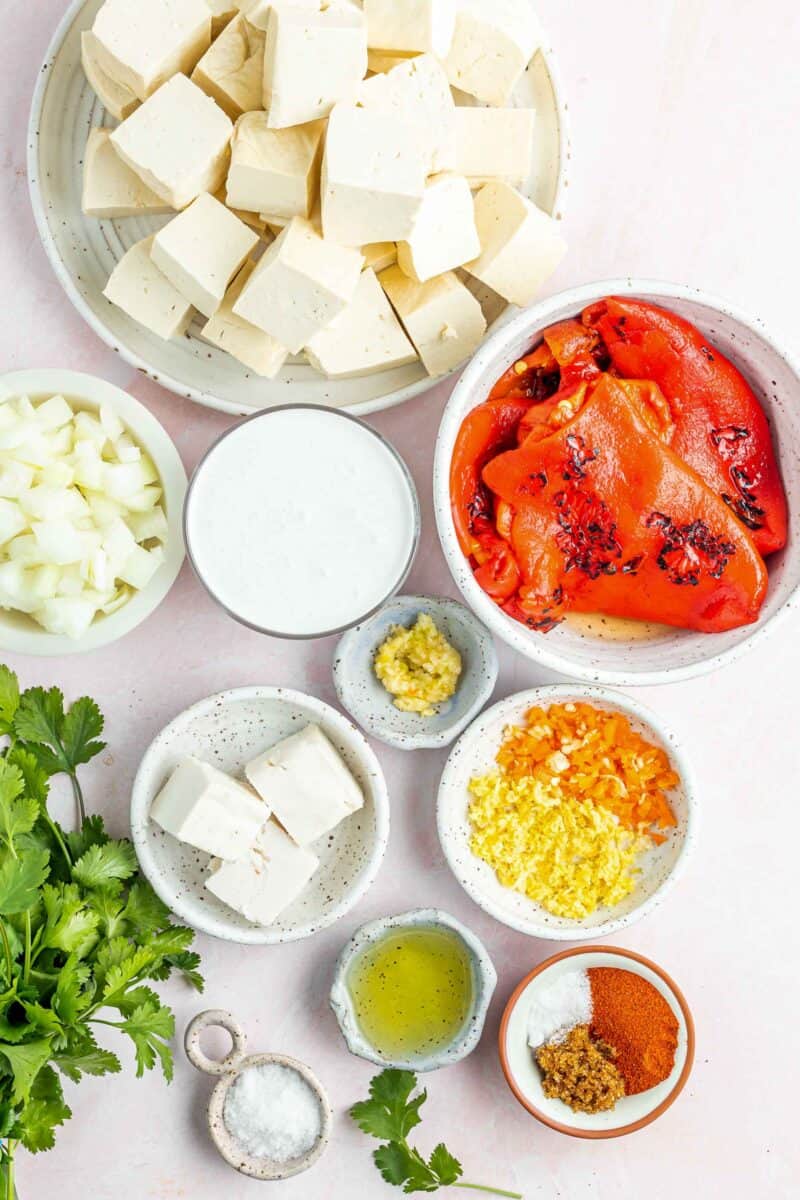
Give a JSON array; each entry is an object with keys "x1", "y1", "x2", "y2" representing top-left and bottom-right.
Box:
[
  {"x1": 3, "y1": 1140, "x2": 14, "y2": 1200},
  {"x1": 454, "y1": 1185, "x2": 522, "y2": 1198},
  {"x1": 0, "y1": 922, "x2": 12, "y2": 984},
  {"x1": 23, "y1": 915, "x2": 31, "y2": 984},
  {"x1": 70, "y1": 772, "x2": 86, "y2": 827},
  {"x1": 42, "y1": 811, "x2": 72, "y2": 868}
]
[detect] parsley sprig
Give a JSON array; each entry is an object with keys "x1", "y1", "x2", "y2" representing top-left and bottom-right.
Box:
[{"x1": 351, "y1": 1069, "x2": 522, "y2": 1197}]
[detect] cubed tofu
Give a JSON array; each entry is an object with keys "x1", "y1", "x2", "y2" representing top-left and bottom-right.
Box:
[
  {"x1": 355, "y1": 54, "x2": 454, "y2": 174},
  {"x1": 444, "y1": 0, "x2": 542, "y2": 105},
  {"x1": 380, "y1": 265, "x2": 486, "y2": 376},
  {"x1": 103, "y1": 235, "x2": 195, "y2": 340},
  {"x1": 192, "y1": 14, "x2": 265, "y2": 120},
  {"x1": 151, "y1": 193, "x2": 259, "y2": 317},
  {"x1": 82, "y1": 129, "x2": 173, "y2": 219},
  {"x1": 306, "y1": 267, "x2": 417, "y2": 377},
  {"x1": 111, "y1": 74, "x2": 233, "y2": 211},
  {"x1": 364, "y1": 0, "x2": 456, "y2": 59},
  {"x1": 465, "y1": 181, "x2": 566, "y2": 306},
  {"x1": 361, "y1": 242, "x2": 397, "y2": 273},
  {"x1": 151, "y1": 755, "x2": 268, "y2": 859},
  {"x1": 204, "y1": 0, "x2": 240, "y2": 36},
  {"x1": 227, "y1": 113, "x2": 325, "y2": 218},
  {"x1": 90, "y1": 0, "x2": 212, "y2": 101},
  {"x1": 206, "y1": 819, "x2": 319, "y2": 925},
  {"x1": 366, "y1": 48, "x2": 417, "y2": 74},
  {"x1": 263, "y1": 2, "x2": 367, "y2": 128},
  {"x1": 449, "y1": 107, "x2": 536, "y2": 185},
  {"x1": 322, "y1": 103, "x2": 426, "y2": 246},
  {"x1": 81, "y1": 32, "x2": 140, "y2": 121},
  {"x1": 232, "y1": 216, "x2": 362, "y2": 352},
  {"x1": 202, "y1": 260, "x2": 289, "y2": 377},
  {"x1": 214, "y1": 184, "x2": 268, "y2": 232},
  {"x1": 245, "y1": 724, "x2": 364, "y2": 846},
  {"x1": 397, "y1": 172, "x2": 479, "y2": 282}
]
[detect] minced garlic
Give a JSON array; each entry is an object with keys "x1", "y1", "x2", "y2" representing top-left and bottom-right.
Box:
[{"x1": 374, "y1": 613, "x2": 462, "y2": 717}]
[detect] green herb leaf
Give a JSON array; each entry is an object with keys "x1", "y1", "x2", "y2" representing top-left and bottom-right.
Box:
[
  {"x1": 428, "y1": 1144, "x2": 463, "y2": 1186},
  {"x1": 121, "y1": 880, "x2": 170, "y2": 934},
  {"x1": 65, "y1": 815, "x2": 108, "y2": 861},
  {"x1": 0, "y1": 849, "x2": 50, "y2": 915},
  {"x1": 59, "y1": 698, "x2": 106, "y2": 770},
  {"x1": 52, "y1": 1030, "x2": 121, "y2": 1084},
  {"x1": 41, "y1": 883, "x2": 100, "y2": 957},
  {"x1": 118, "y1": 1000, "x2": 175, "y2": 1080},
  {"x1": 0, "y1": 1038, "x2": 53, "y2": 1104},
  {"x1": 71, "y1": 841, "x2": 137, "y2": 890},
  {"x1": 13, "y1": 1065, "x2": 71, "y2": 1153},
  {"x1": 351, "y1": 1069, "x2": 426, "y2": 1143},
  {"x1": 13, "y1": 689, "x2": 105, "y2": 779},
  {"x1": 0, "y1": 668, "x2": 19, "y2": 735},
  {"x1": 0, "y1": 759, "x2": 39, "y2": 849},
  {"x1": 374, "y1": 1143, "x2": 416, "y2": 1188},
  {"x1": 52, "y1": 956, "x2": 93, "y2": 1024}
]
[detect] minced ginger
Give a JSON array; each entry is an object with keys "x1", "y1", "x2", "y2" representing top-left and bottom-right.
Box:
[
  {"x1": 535, "y1": 1025, "x2": 626, "y2": 1113},
  {"x1": 374, "y1": 613, "x2": 462, "y2": 717}
]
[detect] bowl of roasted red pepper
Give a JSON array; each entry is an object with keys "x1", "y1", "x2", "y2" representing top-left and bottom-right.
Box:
[{"x1": 435, "y1": 280, "x2": 799, "y2": 684}]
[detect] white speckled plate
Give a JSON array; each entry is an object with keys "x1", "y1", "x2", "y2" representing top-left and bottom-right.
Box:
[
  {"x1": 28, "y1": 0, "x2": 569, "y2": 417},
  {"x1": 131, "y1": 686, "x2": 389, "y2": 944},
  {"x1": 437, "y1": 685, "x2": 695, "y2": 940}
]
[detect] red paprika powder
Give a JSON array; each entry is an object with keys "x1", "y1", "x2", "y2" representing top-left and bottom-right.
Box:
[{"x1": 588, "y1": 967, "x2": 678, "y2": 1095}]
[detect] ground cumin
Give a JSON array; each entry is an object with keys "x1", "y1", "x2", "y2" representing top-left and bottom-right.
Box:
[
  {"x1": 588, "y1": 967, "x2": 678, "y2": 1094},
  {"x1": 535, "y1": 1025, "x2": 626, "y2": 1113}
]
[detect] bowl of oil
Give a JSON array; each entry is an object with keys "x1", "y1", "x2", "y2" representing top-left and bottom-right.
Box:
[{"x1": 329, "y1": 908, "x2": 497, "y2": 1071}]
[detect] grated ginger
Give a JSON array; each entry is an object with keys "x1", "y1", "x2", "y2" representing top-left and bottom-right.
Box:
[{"x1": 374, "y1": 613, "x2": 462, "y2": 717}]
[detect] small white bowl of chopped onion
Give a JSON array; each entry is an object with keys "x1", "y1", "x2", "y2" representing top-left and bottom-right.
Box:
[{"x1": 0, "y1": 369, "x2": 186, "y2": 654}]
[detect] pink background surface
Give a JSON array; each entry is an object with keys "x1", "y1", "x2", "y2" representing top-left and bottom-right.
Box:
[{"x1": 1, "y1": 1, "x2": 798, "y2": 1196}]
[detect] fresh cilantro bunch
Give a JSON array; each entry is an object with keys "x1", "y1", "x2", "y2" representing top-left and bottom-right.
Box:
[
  {"x1": 350, "y1": 1069, "x2": 522, "y2": 1197},
  {"x1": 0, "y1": 667, "x2": 203, "y2": 1200}
]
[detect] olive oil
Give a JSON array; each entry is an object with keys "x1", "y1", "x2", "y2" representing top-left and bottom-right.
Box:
[{"x1": 346, "y1": 926, "x2": 474, "y2": 1061}]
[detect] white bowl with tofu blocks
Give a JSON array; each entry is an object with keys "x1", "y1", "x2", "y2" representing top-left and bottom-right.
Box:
[
  {"x1": 130, "y1": 685, "x2": 390, "y2": 944},
  {"x1": 29, "y1": 0, "x2": 569, "y2": 417},
  {"x1": 0, "y1": 369, "x2": 186, "y2": 655}
]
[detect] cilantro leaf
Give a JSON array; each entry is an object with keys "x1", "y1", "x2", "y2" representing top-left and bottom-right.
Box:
[
  {"x1": 52, "y1": 956, "x2": 93, "y2": 1024},
  {"x1": 0, "y1": 850, "x2": 50, "y2": 915},
  {"x1": 52, "y1": 1030, "x2": 121, "y2": 1084},
  {"x1": 59, "y1": 698, "x2": 105, "y2": 770},
  {"x1": 71, "y1": 841, "x2": 137, "y2": 890},
  {"x1": 374, "y1": 1143, "x2": 416, "y2": 1188},
  {"x1": 121, "y1": 879, "x2": 170, "y2": 934},
  {"x1": 351, "y1": 1069, "x2": 426, "y2": 1142},
  {"x1": 428, "y1": 1145, "x2": 463, "y2": 1186},
  {"x1": 150, "y1": 950, "x2": 204, "y2": 993},
  {"x1": 0, "y1": 759, "x2": 39, "y2": 849},
  {"x1": 118, "y1": 1000, "x2": 175, "y2": 1080},
  {"x1": 40, "y1": 883, "x2": 100, "y2": 957},
  {"x1": 0, "y1": 668, "x2": 19, "y2": 736},
  {"x1": 65, "y1": 815, "x2": 108, "y2": 861},
  {"x1": 13, "y1": 688, "x2": 70, "y2": 776},
  {"x1": 13, "y1": 1065, "x2": 71, "y2": 1153},
  {"x1": 0, "y1": 1038, "x2": 53, "y2": 1103}
]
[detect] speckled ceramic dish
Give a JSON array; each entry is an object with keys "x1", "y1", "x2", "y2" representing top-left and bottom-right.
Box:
[
  {"x1": 131, "y1": 686, "x2": 389, "y2": 945},
  {"x1": 185, "y1": 1009, "x2": 332, "y2": 1179},
  {"x1": 499, "y1": 947, "x2": 695, "y2": 1138},
  {"x1": 437, "y1": 685, "x2": 695, "y2": 940},
  {"x1": 332, "y1": 595, "x2": 499, "y2": 750},
  {"x1": 330, "y1": 908, "x2": 497, "y2": 1072}
]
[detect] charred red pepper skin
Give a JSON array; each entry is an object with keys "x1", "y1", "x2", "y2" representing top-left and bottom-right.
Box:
[{"x1": 585, "y1": 297, "x2": 787, "y2": 556}]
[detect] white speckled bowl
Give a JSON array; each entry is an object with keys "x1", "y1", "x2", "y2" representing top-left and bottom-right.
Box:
[
  {"x1": 437, "y1": 685, "x2": 695, "y2": 940},
  {"x1": 330, "y1": 908, "x2": 497, "y2": 1072},
  {"x1": 131, "y1": 686, "x2": 389, "y2": 944},
  {"x1": 433, "y1": 279, "x2": 800, "y2": 686},
  {"x1": 332, "y1": 595, "x2": 499, "y2": 750}
]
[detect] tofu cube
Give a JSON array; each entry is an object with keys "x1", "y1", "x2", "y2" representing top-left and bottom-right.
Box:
[
  {"x1": 81, "y1": 32, "x2": 140, "y2": 121},
  {"x1": 227, "y1": 112, "x2": 325, "y2": 218},
  {"x1": 465, "y1": 181, "x2": 567, "y2": 306},
  {"x1": 192, "y1": 14, "x2": 265, "y2": 120},
  {"x1": 151, "y1": 755, "x2": 268, "y2": 859},
  {"x1": 322, "y1": 104, "x2": 426, "y2": 246},
  {"x1": 111, "y1": 74, "x2": 233, "y2": 211},
  {"x1": 444, "y1": 0, "x2": 542, "y2": 105},
  {"x1": 151, "y1": 193, "x2": 259, "y2": 317},
  {"x1": 364, "y1": 0, "x2": 456, "y2": 59},
  {"x1": 366, "y1": 49, "x2": 417, "y2": 74},
  {"x1": 306, "y1": 267, "x2": 417, "y2": 377},
  {"x1": 361, "y1": 242, "x2": 397, "y2": 273},
  {"x1": 202, "y1": 260, "x2": 290, "y2": 377},
  {"x1": 380, "y1": 265, "x2": 486, "y2": 376},
  {"x1": 232, "y1": 216, "x2": 362, "y2": 352},
  {"x1": 355, "y1": 54, "x2": 455, "y2": 174},
  {"x1": 397, "y1": 172, "x2": 479, "y2": 283},
  {"x1": 206, "y1": 820, "x2": 319, "y2": 925},
  {"x1": 205, "y1": 0, "x2": 240, "y2": 36},
  {"x1": 214, "y1": 184, "x2": 268, "y2": 232},
  {"x1": 449, "y1": 107, "x2": 536, "y2": 186},
  {"x1": 263, "y1": 2, "x2": 367, "y2": 128},
  {"x1": 90, "y1": 0, "x2": 212, "y2": 101},
  {"x1": 82, "y1": 129, "x2": 173, "y2": 219},
  {"x1": 103, "y1": 236, "x2": 195, "y2": 340},
  {"x1": 245, "y1": 724, "x2": 364, "y2": 846}
]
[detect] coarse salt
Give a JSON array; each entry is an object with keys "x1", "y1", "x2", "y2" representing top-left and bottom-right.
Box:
[
  {"x1": 223, "y1": 1063, "x2": 322, "y2": 1162},
  {"x1": 527, "y1": 969, "x2": 592, "y2": 1048}
]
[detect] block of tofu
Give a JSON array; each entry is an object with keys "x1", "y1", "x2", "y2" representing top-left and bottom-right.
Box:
[
  {"x1": 322, "y1": 104, "x2": 426, "y2": 246},
  {"x1": 450, "y1": 107, "x2": 536, "y2": 185},
  {"x1": 151, "y1": 193, "x2": 259, "y2": 317},
  {"x1": 206, "y1": 820, "x2": 319, "y2": 925},
  {"x1": 465, "y1": 181, "x2": 567, "y2": 306},
  {"x1": 245, "y1": 724, "x2": 364, "y2": 845},
  {"x1": 238, "y1": 0, "x2": 340, "y2": 30},
  {"x1": 355, "y1": 55, "x2": 454, "y2": 174},
  {"x1": 103, "y1": 236, "x2": 195, "y2": 339},
  {"x1": 263, "y1": 2, "x2": 367, "y2": 128},
  {"x1": 232, "y1": 216, "x2": 362, "y2": 351},
  {"x1": 150, "y1": 755, "x2": 268, "y2": 859},
  {"x1": 81, "y1": 32, "x2": 140, "y2": 121},
  {"x1": 380, "y1": 265, "x2": 486, "y2": 376},
  {"x1": 205, "y1": 0, "x2": 240, "y2": 36},
  {"x1": 192, "y1": 14, "x2": 265, "y2": 120},
  {"x1": 444, "y1": 0, "x2": 542, "y2": 106},
  {"x1": 227, "y1": 113, "x2": 325, "y2": 218},
  {"x1": 202, "y1": 260, "x2": 289, "y2": 376},
  {"x1": 214, "y1": 184, "x2": 268, "y2": 232},
  {"x1": 364, "y1": 0, "x2": 456, "y2": 58},
  {"x1": 90, "y1": 0, "x2": 212, "y2": 101},
  {"x1": 306, "y1": 268, "x2": 417, "y2": 377},
  {"x1": 362, "y1": 242, "x2": 397, "y2": 273},
  {"x1": 111, "y1": 75, "x2": 233, "y2": 211},
  {"x1": 397, "y1": 172, "x2": 479, "y2": 283},
  {"x1": 82, "y1": 129, "x2": 173, "y2": 219},
  {"x1": 367, "y1": 49, "x2": 417, "y2": 74}
]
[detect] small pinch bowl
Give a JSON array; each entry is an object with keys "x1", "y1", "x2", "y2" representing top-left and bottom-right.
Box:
[
  {"x1": 433, "y1": 278, "x2": 800, "y2": 686},
  {"x1": 333, "y1": 594, "x2": 499, "y2": 751},
  {"x1": 185, "y1": 1010, "x2": 332, "y2": 1180},
  {"x1": 499, "y1": 946, "x2": 695, "y2": 1138},
  {"x1": 330, "y1": 908, "x2": 497, "y2": 1072}
]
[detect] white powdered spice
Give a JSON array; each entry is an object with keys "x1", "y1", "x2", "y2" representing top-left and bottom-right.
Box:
[
  {"x1": 224, "y1": 1063, "x2": 322, "y2": 1162},
  {"x1": 527, "y1": 968, "x2": 592, "y2": 1048}
]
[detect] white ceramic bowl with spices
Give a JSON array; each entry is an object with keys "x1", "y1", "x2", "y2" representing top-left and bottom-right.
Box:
[{"x1": 433, "y1": 279, "x2": 800, "y2": 686}]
